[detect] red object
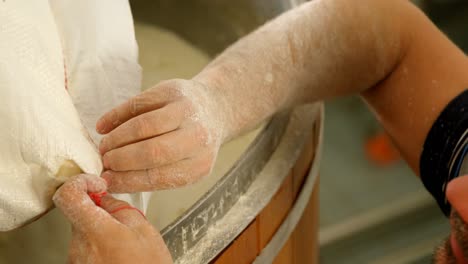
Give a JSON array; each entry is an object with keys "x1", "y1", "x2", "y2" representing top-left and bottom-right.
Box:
[
  {"x1": 88, "y1": 192, "x2": 146, "y2": 219},
  {"x1": 109, "y1": 205, "x2": 146, "y2": 219},
  {"x1": 88, "y1": 191, "x2": 107, "y2": 207},
  {"x1": 365, "y1": 132, "x2": 401, "y2": 166}
]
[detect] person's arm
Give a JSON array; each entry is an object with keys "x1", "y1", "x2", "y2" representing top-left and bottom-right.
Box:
[
  {"x1": 193, "y1": 0, "x2": 468, "y2": 172},
  {"x1": 96, "y1": 0, "x2": 468, "y2": 192}
]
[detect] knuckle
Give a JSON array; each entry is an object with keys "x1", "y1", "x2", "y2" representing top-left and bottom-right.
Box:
[
  {"x1": 152, "y1": 142, "x2": 174, "y2": 165},
  {"x1": 106, "y1": 198, "x2": 129, "y2": 212},
  {"x1": 157, "y1": 166, "x2": 189, "y2": 189},
  {"x1": 109, "y1": 109, "x2": 121, "y2": 126},
  {"x1": 130, "y1": 94, "x2": 151, "y2": 115},
  {"x1": 133, "y1": 116, "x2": 151, "y2": 138},
  {"x1": 100, "y1": 136, "x2": 113, "y2": 151},
  {"x1": 104, "y1": 152, "x2": 118, "y2": 170},
  {"x1": 149, "y1": 145, "x2": 163, "y2": 166},
  {"x1": 146, "y1": 168, "x2": 160, "y2": 187},
  {"x1": 129, "y1": 96, "x2": 141, "y2": 115}
]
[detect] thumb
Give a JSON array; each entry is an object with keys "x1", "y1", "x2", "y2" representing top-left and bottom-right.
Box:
[
  {"x1": 100, "y1": 195, "x2": 147, "y2": 227},
  {"x1": 53, "y1": 174, "x2": 110, "y2": 232}
]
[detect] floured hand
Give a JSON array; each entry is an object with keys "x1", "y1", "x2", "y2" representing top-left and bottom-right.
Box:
[
  {"x1": 96, "y1": 79, "x2": 223, "y2": 192},
  {"x1": 53, "y1": 174, "x2": 173, "y2": 264}
]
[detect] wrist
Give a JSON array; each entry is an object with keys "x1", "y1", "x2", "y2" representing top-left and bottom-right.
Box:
[{"x1": 191, "y1": 73, "x2": 232, "y2": 144}]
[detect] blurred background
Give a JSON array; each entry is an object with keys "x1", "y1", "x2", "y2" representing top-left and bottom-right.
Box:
[{"x1": 319, "y1": 0, "x2": 468, "y2": 263}]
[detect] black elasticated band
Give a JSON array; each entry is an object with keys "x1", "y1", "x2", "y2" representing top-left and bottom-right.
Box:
[{"x1": 420, "y1": 89, "x2": 468, "y2": 216}]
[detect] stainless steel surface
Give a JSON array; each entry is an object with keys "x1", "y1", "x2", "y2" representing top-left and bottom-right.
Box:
[
  {"x1": 163, "y1": 113, "x2": 289, "y2": 260},
  {"x1": 130, "y1": 0, "x2": 315, "y2": 262},
  {"x1": 176, "y1": 104, "x2": 322, "y2": 264},
  {"x1": 460, "y1": 153, "x2": 468, "y2": 177}
]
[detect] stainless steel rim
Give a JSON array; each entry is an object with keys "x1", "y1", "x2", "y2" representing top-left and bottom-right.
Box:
[
  {"x1": 162, "y1": 111, "x2": 290, "y2": 259},
  {"x1": 171, "y1": 103, "x2": 323, "y2": 264},
  {"x1": 253, "y1": 105, "x2": 323, "y2": 264}
]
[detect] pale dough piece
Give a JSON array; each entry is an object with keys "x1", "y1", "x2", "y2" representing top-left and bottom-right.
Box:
[{"x1": 55, "y1": 161, "x2": 83, "y2": 179}]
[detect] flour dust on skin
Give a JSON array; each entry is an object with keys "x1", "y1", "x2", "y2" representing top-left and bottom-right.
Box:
[{"x1": 134, "y1": 22, "x2": 263, "y2": 230}]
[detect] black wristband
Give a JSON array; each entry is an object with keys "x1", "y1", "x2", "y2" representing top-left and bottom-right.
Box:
[{"x1": 420, "y1": 89, "x2": 468, "y2": 216}]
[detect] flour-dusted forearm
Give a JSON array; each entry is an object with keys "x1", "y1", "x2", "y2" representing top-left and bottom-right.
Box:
[
  {"x1": 194, "y1": 0, "x2": 406, "y2": 142},
  {"x1": 194, "y1": 0, "x2": 468, "y2": 173}
]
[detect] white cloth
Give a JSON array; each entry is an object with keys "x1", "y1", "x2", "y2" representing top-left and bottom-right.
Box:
[
  {"x1": 49, "y1": 0, "x2": 151, "y2": 213},
  {"x1": 0, "y1": 0, "x2": 149, "y2": 231}
]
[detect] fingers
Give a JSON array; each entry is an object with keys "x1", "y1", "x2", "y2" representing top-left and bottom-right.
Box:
[
  {"x1": 103, "y1": 126, "x2": 207, "y2": 171},
  {"x1": 53, "y1": 174, "x2": 109, "y2": 231},
  {"x1": 99, "y1": 102, "x2": 187, "y2": 154},
  {"x1": 96, "y1": 80, "x2": 185, "y2": 134},
  {"x1": 102, "y1": 151, "x2": 214, "y2": 193},
  {"x1": 100, "y1": 195, "x2": 147, "y2": 227},
  {"x1": 447, "y1": 176, "x2": 468, "y2": 221}
]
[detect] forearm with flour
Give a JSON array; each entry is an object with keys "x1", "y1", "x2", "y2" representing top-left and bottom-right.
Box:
[{"x1": 194, "y1": 0, "x2": 406, "y2": 142}]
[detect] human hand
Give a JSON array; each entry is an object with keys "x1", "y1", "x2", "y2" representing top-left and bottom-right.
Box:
[
  {"x1": 434, "y1": 176, "x2": 468, "y2": 263},
  {"x1": 53, "y1": 174, "x2": 173, "y2": 264},
  {"x1": 96, "y1": 79, "x2": 224, "y2": 193}
]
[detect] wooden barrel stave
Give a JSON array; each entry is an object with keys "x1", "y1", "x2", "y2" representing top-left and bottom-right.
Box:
[{"x1": 213, "y1": 119, "x2": 320, "y2": 264}]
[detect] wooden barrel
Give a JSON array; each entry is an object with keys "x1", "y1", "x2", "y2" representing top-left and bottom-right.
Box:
[
  {"x1": 165, "y1": 104, "x2": 322, "y2": 264},
  {"x1": 213, "y1": 113, "x2": 321, "y2": 264}
]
